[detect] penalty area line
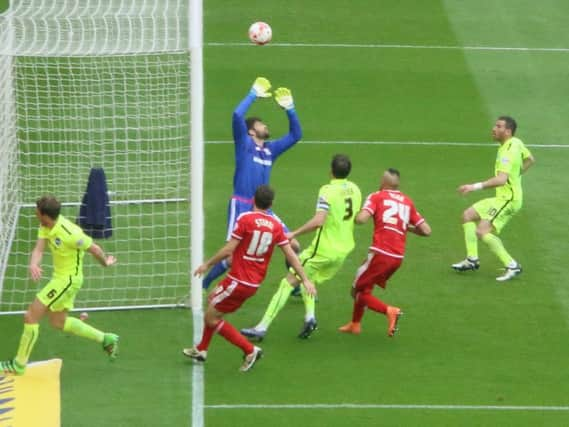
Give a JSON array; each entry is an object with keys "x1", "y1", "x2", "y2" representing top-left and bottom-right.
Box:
[
  {"x1": 206, "y1": 42, "x2": 569, "y2": 53},
  {"x1": 206, "y1": 140, "x2": 569, "y2": 149},
  {"x1": 204, "y1": 403, "x2": 569, "y2": 412}
]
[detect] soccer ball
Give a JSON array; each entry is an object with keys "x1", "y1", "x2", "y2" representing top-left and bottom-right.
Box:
[{"x1": 248, "y1": 22, "x2": 272, "y2": 45}]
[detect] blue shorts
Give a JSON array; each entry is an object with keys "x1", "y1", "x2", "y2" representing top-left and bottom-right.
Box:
[{"x1": 226, "y1": 196, "x2": 289, "y2": 241}]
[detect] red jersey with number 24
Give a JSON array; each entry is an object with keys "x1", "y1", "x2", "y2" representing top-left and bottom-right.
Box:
[
  {"x1": 363, "y1": 190, "x2": 425, "y2": 259},
  {"x1": 227, "y1": 211, "x2": 289, "y2": 287}
]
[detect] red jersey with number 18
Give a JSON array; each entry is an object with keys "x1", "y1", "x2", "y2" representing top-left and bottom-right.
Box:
[
  {"x1": 362, "y1": 190, "x2": 424, "y2": 259},
  {"x1": 227, "y1": 211, "x2": 289, "y2": 287}
]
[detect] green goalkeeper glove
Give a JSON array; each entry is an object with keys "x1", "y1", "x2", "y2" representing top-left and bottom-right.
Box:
[
  {"x1": 250, "y1": 77, "x2": 272, "y2": 98},
  {"x1": 274, "y1": 87, "x2": 295, "y2": 110}
]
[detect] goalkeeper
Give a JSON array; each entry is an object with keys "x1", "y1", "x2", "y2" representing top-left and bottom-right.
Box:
[
  {"x1": 1, "y1": 195, "x2": 119, "y2": 376},
  {"x1": 202, "y1": 77, "x2": 303, "y2": 289}
]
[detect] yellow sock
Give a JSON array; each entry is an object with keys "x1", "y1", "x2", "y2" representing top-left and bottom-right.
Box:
[
  {"x1": 64, "y1": 317, "x2": 104, "y2": 343},
  {"x1": 463, "y1": 222, "x2": 478, "y2": 259},
  {"x1": 15, "y1": 323, "x2": 39, "y2": 366},
  {"x1": 481, "y1": 233, "x2": 514, "y2": 266},
  {"x1": 258, "y1": 278, "x2": 293, "y2": 330},
  {"x1": 301, "y1": 285, "x2": 316, "y2": 321}
]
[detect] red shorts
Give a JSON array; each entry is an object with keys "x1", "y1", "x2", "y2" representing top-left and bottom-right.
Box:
[
  {"x1": 353, "y1": 251, "x2": 403, "y2": 292},
  {"x1": 209, "y1": 277, "x2": 258, "y2": 313}
]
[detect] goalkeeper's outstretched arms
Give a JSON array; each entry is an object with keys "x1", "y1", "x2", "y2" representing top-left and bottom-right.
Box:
[
  {"x1": 270, "y1": 87, "x2": 303, "y2": 158},
  {"x1": 232, "y1": 77, "x2": 272, "y2": 142}
]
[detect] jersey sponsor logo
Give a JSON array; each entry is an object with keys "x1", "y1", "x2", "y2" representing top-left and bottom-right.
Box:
[
  {"x1": 501, "y1": 157, "x2": 510, "y2": 164},
  {"x1": 255, "y1": 146, "x2": 272, "y2": 155},
  {"x1": 253, "y1": 156, "x2": 272, "y2": 166}
]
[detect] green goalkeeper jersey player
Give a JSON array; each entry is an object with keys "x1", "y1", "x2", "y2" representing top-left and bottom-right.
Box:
[
  {"x1": 241, "y1": 154, "x2": 362, "y2": 340},
  {"x1": 1, "y1": 195, "x2": 119, "y2": 376},
  {"x1": 452, "y1": 116, "x2": 535, "y2": 281}
]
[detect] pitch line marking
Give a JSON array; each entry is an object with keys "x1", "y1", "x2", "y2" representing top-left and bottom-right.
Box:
[
  {"x1": 207, "y1": 42, "x2": 569, "y2": 53},
  {"x1": 204, "y1": 403, "x2": 569, "y2": 412},
  {"x1": 206, "y1": 140, "x2": 569, "y2": 149}
]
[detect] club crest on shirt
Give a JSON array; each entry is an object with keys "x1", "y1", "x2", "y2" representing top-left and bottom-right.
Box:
[
  {"x1": 54, "y1": 237, "x2": 62, "y2": 247},
  {"x1": 501, "y1": 157, "x2": 510, "y2": 164},
  {"x1": 77, "y1": 239, "x2": 84, "y2": 247}
]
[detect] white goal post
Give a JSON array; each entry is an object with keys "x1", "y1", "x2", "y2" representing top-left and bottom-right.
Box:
[{"x1": 0, "y1": 0, "x2": 204, "y2": 314}]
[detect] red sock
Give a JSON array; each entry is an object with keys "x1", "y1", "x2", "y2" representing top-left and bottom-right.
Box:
[
  {"x1": 217, "y1": 320, "x2": 254, "y2": 355},
  {"x1": 352, "y1": 294, "x2": 366, "y2": 323},
  {"x1": 358, "y1": 292, "x2": 388, "y2": 314},
  {"x1": 197, "y1": 322, "x2": 220, "y2": 351}
]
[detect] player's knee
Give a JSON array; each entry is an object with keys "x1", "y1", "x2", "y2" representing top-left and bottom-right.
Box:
[
  {"x1": 204, "y1": 312, "x2": 221, "y2": 328},
  {"x1": 476, "y1": 224, "x2": 491, "y2": 239},
  {"x1": 23, "y1": 311, "x2": 33, "y2": 324},
  {"x1": 48, "y1": 317, "x2": 65, "y2": 330}
]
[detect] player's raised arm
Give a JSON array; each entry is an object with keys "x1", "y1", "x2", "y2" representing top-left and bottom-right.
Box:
[
  {"x1": 269, "y1": 87, "x2": 302, "y2": 158},
  {"x1": 232, "y1": 77, "x2": 272, "y2": 144},
  {"x1": 194, "y1": 239, "x2": 240, "y2": 277},
  {"x1": 28, "y1": 238, "x2": 46, "y2": 281}
]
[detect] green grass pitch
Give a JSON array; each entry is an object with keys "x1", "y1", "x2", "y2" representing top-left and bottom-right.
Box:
[{"x1": 1, "y1": 0, "x2": 569, "y2": 426}]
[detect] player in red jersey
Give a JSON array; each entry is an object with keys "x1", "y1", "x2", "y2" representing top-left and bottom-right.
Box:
[
  {"x1": 339, "y1": 168, "x2": 431, "y2": 337},
  {"x1": 183, "y1": 185, "x2": 316, "y2": 372}
]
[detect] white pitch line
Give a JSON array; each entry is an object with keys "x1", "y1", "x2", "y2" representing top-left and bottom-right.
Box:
[
  {"x1": 192, "y1": 309, "x2": 204, "y2": 427},
  {"x1": 206, "y1": 42, "x2": 569, "y2": 53},
  {"x1": 205, "y1": 403, "x2": 569, "y2": 412},
  {"x1": 206, "y1": 140, "x2": 569, "y2": 149}
]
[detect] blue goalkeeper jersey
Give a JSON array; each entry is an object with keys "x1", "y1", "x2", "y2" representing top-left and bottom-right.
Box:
[{"x1": 231, "y1": 93, "x2": 302, "y2": 199}]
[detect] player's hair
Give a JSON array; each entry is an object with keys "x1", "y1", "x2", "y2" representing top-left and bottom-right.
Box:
[
  {"x1": 246, "y1": 117, "x2": 263, "y2": 131},
  {"x1": 331, "y1": 154, "x2": 351, "y2": 179},
  {"x1": 387, "y1": 168, "x2": 400, "y2": 178},
  {"x1": 36, "y1": 195, "x2": 61, "y2": 220},
  {"x1": 497, "y1": 116, "x2": 517, "y2": 135},
  {"x1": 254, "y1": 185, "x2": 274, "y2": 210}
]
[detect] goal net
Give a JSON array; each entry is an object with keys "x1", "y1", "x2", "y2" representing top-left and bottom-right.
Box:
[{"x1": 0, "y1": 0, "x2": 193, "y2": 313}]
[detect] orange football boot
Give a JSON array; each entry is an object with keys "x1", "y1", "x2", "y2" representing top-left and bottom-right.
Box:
[
  {"x1": 386, "y1": 306, "x2": 402, "y2": 337},
  {"x1": 338, "y1": 322, "x2": 361, "y2": 335}
]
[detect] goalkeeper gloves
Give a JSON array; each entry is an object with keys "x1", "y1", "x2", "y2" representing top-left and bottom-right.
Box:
[
  {"x1": 250, "y1": 77, "x2": 272, "y2": 98},
  {"x1": 274, "y1": 87, "x2": 295, "y2": 110}
]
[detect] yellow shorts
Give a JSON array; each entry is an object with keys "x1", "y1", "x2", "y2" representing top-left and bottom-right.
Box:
[
  {"x1": 290, "y1": 250, "x2": 346, "y2": 285},
  {"x1": 37, "y1": 275, "x2": 82, "y2": 312},
  {"x1": 473, "y1": 197, "x2": 521, "y2": 234}
]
